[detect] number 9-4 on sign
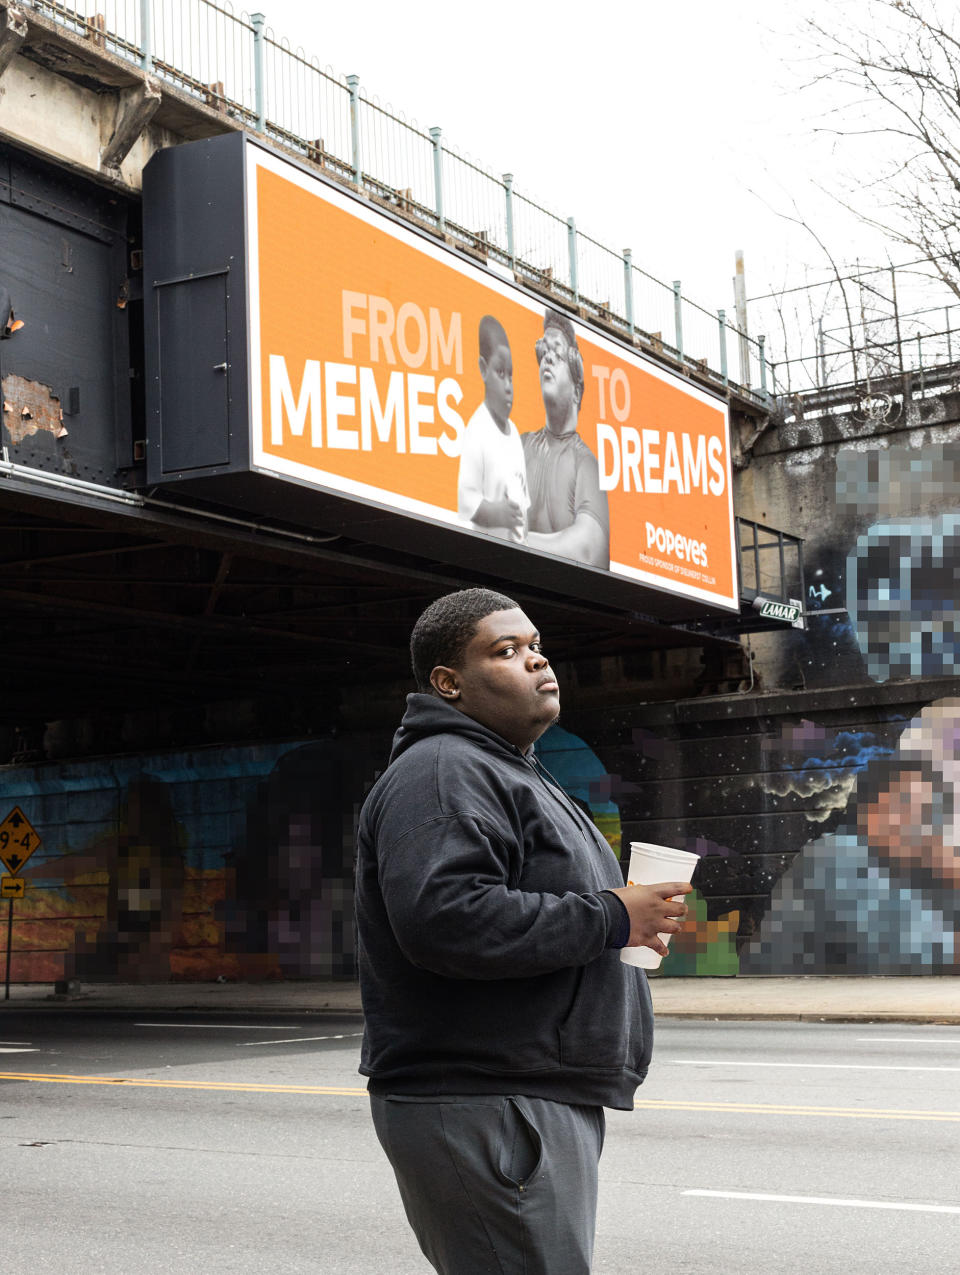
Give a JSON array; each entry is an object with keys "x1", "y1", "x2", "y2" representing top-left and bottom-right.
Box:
[{"x1": 0, "y1": 807, "x2": 41, "y2": 875}]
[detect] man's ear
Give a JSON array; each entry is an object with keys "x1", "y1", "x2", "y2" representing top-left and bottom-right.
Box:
[
  {"x1": 478, "y1": 355, "x2": 488, "y2": 380},
  {"x1": 430, "y1": 665, "x2": 461, "y2": 699}
]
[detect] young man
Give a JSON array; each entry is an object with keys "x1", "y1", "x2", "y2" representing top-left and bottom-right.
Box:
[
  {"x1": 355, "y1": 587, "x2": 691, "y2": 1275},
  {"x1": 523, "y1": 309, "x2": 610, "y2": 569}
]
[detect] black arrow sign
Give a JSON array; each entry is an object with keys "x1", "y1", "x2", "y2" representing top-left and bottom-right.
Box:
[
  {"x1": 9, "y1": 813, "x2": 22, "y2": 828},
  {"x1": 7, "y1": 855, "x2": 22, "y2": 871}
]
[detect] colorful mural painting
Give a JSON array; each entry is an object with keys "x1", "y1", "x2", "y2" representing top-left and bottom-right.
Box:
[
  {"x1": 729, "y1": 437, "x2": 960, "y2": 974},
  {"x1": 5, "y1": 690, "x2": 955, "y2": 982},
  {"x1": 742, "y1": 702, "x2": 959, "y2": 972},
  {"x1": 0, "y1": 740, "x2": 362, "y2": 983},
  {"x1": 558, "y1": 435, "x2": 960, "y2": 978}
]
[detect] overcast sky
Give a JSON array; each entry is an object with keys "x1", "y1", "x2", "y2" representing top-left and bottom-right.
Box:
[{"x1": 262, "y1": 0, "x2": 892, "y2": 344}]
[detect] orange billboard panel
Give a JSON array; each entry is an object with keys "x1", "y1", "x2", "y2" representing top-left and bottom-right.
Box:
[{"x1": 246, "y1": 143, "x2": 738, "y2": 611}]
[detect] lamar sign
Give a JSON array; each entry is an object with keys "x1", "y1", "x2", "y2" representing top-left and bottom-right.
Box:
[{"x1": 145, "y1": 134, "x2": 738, "y2": 616}]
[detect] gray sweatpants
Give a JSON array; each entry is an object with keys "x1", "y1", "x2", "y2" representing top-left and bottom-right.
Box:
[{"x1": 369, "y1": 1093, "x2": 606, "y2": 1275}]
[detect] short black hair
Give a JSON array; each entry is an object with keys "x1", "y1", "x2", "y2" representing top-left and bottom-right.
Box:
[
  {"x1": 478, "y1": 314, "x2": 510, "y2": 363},
  {"x1": 411, "y1": 587, "x2": 518, "y2": 692}
]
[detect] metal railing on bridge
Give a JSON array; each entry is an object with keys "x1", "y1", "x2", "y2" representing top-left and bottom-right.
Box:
[
  {"x1": 748, "y1": 256, "x2": 960, "y2": 411},
  {"x1": 18, "y1": 0, "x2": 774, "y2": 408}
]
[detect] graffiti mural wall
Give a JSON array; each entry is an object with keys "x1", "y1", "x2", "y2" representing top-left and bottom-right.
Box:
[
  {"x1": 564, "y1": 693, "x2": 958, "y2": 977},
  {"x1": 701, "y1": 427, "x2": 960, "y2": 974},
  {"x1": 546, "y1": 424, "x2": 960, "y2": 978},
  {"x1": 0, "y1": 738, "x2": 379, "y2": 983}
]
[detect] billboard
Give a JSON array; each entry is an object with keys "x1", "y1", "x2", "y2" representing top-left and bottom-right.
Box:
[{"x1": 245, "y1": 142, "x2": 737, "y2": 612}]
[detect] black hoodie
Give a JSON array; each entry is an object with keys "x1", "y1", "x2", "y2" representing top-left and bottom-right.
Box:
[{"x1": 356, "y1": 694, "x2": 654, "y2": 1110}]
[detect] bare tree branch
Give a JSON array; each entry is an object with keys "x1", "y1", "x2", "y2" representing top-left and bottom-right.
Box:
[{"x1": 806, "y1": 0, "x2": 960, "y2": 264}]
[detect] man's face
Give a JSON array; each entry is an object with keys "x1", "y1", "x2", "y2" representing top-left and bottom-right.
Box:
[
  {"x1": 861, "y1": 772, "x2": 960, "y2": 887},
  {"x1": 480, "y1": 342, "x2": 513, "y2": 426},
  {"x1": 434, "y1": 607, "x2": 560, "y2": 752},
  {"x1": 538, "y1": 329, "x2": 576, "y2": 418}
]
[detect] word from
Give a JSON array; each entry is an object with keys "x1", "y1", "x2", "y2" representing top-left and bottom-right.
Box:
[{"x1": 340, "y1": 293, "x2": 463, "y2": 374}]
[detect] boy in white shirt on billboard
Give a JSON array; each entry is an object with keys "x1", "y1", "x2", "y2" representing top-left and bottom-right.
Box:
[{"x1": 457, "y1": 315, "x2": 529, "y2": 542}]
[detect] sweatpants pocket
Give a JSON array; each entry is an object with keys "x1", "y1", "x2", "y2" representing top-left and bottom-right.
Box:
[{"x1": 498, "y1": 1097, "x2": 543, "y2": 1190}]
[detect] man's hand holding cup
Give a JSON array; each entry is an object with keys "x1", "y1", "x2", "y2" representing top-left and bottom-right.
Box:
[{"x1": 608, "y1": 881, "x2": 693, "y2": 958}]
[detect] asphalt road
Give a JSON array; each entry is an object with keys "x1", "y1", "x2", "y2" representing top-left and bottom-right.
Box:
[{"x1": 1, "y1": 1014, "x2": 959, "y2": 1274}]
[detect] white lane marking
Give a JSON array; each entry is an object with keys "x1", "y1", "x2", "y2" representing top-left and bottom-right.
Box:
[
  {"x1": 134, "y1": 1022, "x2": 303, "y2": 1031},
  {"x1": 240, "y1": 1032, "x2": 365, "y2": 1047},
  {"x1": 670, "y1": 1059, "x2": 960, "y2": 1073},
  {"x1": 684, "y1": 1189, "x2": 960, "y2": 1215},
  {"x1": 0, "y1": 1047, "x2": 37, "y2": 1054},
  {"x1": 857, "y1": 1037, "x2": 960, "y2": 1045}
]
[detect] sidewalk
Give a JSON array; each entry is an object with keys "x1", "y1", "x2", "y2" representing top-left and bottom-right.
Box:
[{"x1": 3, "y1": 976, "x2": 959, "y2": 1023}]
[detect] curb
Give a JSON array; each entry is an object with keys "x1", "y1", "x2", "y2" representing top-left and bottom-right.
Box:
[
  {"x1": 0, "y1": 996, "x2": 364, "y2": 1015},
  {"x1": 4, "y1": 1001, "x2": 959, "y2": 1025},
  {"x1": 654, "y1": 1011, "x2": 960, "y2": 1024}
]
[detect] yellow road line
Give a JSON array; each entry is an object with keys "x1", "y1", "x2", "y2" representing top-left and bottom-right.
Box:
[
  {"x1": 0, "y1": 1072, "x2": 365, "y2": 1095},
  {"x1": 1, "y1": 1073, "x2": 959, "y2": 1122}
]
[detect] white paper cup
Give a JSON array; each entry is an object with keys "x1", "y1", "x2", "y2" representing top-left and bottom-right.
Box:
[{"x1": 619, "y1": 841, "x2": 699, "y2": 970}]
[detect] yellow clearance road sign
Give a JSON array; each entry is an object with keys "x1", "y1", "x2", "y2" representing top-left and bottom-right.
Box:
[
  {"x1": 0, "y1": 807, "x2": 41, "y2": 874},
  {"x1": 1, "y1": 877, "x2": 25, "y2": 899}
]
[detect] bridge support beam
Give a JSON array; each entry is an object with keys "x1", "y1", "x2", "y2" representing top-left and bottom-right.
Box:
[
  {"x1": 101, "y1": 77, "x2": 162, "y2": 173},
  {"x1": 0, "y1": 6, "x2": 28, "y2": 80}
]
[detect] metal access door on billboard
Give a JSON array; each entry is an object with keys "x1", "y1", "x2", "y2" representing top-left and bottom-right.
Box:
[
  {"x1": 156, "y1": 270, "x2": 232, "y2": 472},
  {"x1": 143, "y1": 132, "x2": 738, "y2": 622}
]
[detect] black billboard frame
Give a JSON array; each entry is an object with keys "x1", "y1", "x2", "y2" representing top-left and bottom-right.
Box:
[{"x1": 142, "y1": 131, "x2": 738, "y2": 627}]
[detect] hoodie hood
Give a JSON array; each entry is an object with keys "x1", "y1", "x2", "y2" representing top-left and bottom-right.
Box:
[{"x1": 389, "y1": 692, "x2": 526, "y2": 765}]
